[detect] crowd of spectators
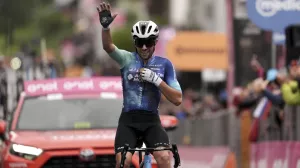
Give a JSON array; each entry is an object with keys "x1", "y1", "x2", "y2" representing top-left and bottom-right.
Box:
[
  {"x1": 233, "y1": 55, "x2": 300, "y2": 141},
  {"x1": 159, "y1": 88, "x2": 225, "y2": 120}
]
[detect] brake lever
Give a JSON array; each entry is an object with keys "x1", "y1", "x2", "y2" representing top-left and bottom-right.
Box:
[
  {"x1": 171, "y1": 144, "x2": 181, "y2": 168},
  {"x1": 120, "y1": 144, "x2": 129, "y2": 168}
]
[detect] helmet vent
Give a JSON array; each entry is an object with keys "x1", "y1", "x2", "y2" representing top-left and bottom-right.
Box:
[
  {"x1": 141, "y1": 25, "x2": 147, "y2": 35},
  {"x1": 147, "y1": 26, "x2": 153, "y2": 34},
  {"x1": 135, "y1": 26, "x2": 140, "y2": 34}
]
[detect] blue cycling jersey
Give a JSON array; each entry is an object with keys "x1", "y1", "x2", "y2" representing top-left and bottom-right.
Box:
[{"x1": 108, "y1": 46, "x2": 182, "y2": 114}]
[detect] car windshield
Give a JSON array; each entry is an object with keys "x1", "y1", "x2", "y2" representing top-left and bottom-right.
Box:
[{"x1": 16, "y1": 97, "x2": 123, "y2": 131}]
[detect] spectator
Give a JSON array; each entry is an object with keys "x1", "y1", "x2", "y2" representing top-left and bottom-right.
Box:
[
  {"x1": 193, "y1": 94, "x2": 222, "y2": 118},
  {"x1": 218, "y1": 89, "x2": 227, "y2": 108},
  {"x1": 281, "y1": 80, "x2": 300, "y2": 105},
  {"x1": 45, "y1": 49, "x2": 62, "y2": 79},
  {"x1": 234, "y1": 84, "x2": 260, "y2": 111},
  {"x1": 253, "y1": 69, "x2": 285, "y2": 109},
  {"x1": 24, "y1": 51, "x2": 47, "y2": 80},
  {"x1": 280, "y1": 61, "x2": 300, "y2": 105}
]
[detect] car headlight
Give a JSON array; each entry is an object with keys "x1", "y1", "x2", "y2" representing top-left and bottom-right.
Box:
[{"x1": 10, "y1": 144, "x2": 43, "y2": 160}]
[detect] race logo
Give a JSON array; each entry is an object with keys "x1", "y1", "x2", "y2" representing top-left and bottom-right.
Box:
[
  {"x1": 247, "y1": 0, "x2": 300, "y2": 32},
  {"x1": 26, "y1": 81, "x2": 58, "y2": 93},
  {"x1": 63, "y1": 79, "x2": 94, "y2": 90},
  {"x1": 98, "y1": 80, "x2": 122, "y2": 90},
  {"x1": 256, "y1": 0, "x2": 300, "y2": 17}
]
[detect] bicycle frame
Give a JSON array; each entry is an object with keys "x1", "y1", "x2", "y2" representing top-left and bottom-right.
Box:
[
  {"x1": 120, "y1": 144, "x2": 181, "y2": 168},
  {"x1": 140, "y1": 151, "x2": 151, "y2": 168}
]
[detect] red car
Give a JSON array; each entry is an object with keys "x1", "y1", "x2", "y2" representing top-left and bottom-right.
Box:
[{"x1": 0, "y1": 77, "x2": 178, "y2": 168}]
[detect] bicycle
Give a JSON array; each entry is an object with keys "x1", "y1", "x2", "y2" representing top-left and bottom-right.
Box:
[{"x1": 120, "y1": 143, "x2": 181, "y2": 168}]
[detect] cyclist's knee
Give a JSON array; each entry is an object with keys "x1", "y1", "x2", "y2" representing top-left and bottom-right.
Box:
[
  {"x1": 153, "y1": 150, "x2": 170, "y2": 165},
  {"x1": 115, "y1": 152, "x2": 133, "y2": 168}
]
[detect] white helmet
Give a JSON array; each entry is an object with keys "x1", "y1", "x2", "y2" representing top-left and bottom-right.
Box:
[{"x1": 131, "y1": 21, "x2": 159, "y2": 39}]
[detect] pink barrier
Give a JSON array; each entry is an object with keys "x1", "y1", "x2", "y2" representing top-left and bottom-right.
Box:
[
  {"x1": 24, "y1": 77, "x2": 122, "y2": 96},
  {"x1": 251, "y1": 141, "x2": 300, "y2": 168},
  {"x1": 176, "y1": 146, "x2": 230, "y2": 168}
]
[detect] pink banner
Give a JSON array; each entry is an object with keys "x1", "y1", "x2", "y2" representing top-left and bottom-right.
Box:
[
  {"x1": 176, "y1": 146, "x2": 230, "y2": 168},
  {"x1": 251, "y1": 141, "x2": 300, "y2": 168},
  {"x1": 24, "y1": 77, "x2": 122, "y2": 96}
]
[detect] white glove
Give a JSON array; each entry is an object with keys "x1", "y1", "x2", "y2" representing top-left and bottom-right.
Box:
[{"x1": 140, "y1": 68, "x2": 162, "y2": 87}]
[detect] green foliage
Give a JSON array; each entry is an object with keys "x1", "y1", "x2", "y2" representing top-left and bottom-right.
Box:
[
  {"x1": 111, "y1": 10, "x2": 138, "y2": 51},
  {"x1": 39, "y1": 12, "x2": 73, "y2": 39},
  {"x1": 126, "y1": 10, "x2": 138, "y2": 26},
  {"x1": 0, "y1": 1, "x2": 74, "y2": 56},
  {"x1": 38, "y1": 11, "x2": 74, "y2": 49},
  {"x1": 151, "y1": 15, "x2": 169, "y2": 26},
  {"x1": 112, "y1": 26, "x2": 135, "y2": 51},
  {"x1": 0, "y1": 0, "x2": 36, "y2": 33}
]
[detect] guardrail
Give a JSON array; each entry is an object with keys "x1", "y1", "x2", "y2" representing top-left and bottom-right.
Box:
[
  {"x1": 168, "y1": 110, "x2": 241, "y2": 168},
  {"x1": 169, "y1": 105, "x2": 300, "y2": 168}
]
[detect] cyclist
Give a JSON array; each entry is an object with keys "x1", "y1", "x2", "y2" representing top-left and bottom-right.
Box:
[{"x1": 97, "y1": 2, "x2": 182, "y2": 168}]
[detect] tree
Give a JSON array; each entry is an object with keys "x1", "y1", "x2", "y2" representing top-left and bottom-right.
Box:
[
  {"x1": 0, "y1": 0, "x2": 73, "y2": 55},
  {"x1": 0, "y1": 0, "x2": 41, "y2": 48}
]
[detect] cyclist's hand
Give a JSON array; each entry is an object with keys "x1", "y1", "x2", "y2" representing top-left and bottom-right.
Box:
[
  {"x1": 139, "y1": 68, "x2": 162, "y2": 87},
  {"x1": 97, "y1": 1, "x2": 117, "y2": 28}
]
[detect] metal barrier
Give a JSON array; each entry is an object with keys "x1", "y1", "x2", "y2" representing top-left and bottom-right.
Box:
[
  {"x1": 168, "y1": 110, "x2": 242, "y2": 167},
  {"x1": 282, "y1": 105, "x2": 300, "y2": 141},
  {"x1": 256, "y1": 104, "x2": 300, "y2": 141},
  {"x1": 169, "y1": 105, "x2": 300, "y2": 168},
  {"x1": 169, "y1": 111, "x2": 239, "y2": 146}
]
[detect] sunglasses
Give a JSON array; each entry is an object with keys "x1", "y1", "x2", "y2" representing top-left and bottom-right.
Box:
[{"x1": 134, "y1": 38, "x2": 156, "y2": 48}]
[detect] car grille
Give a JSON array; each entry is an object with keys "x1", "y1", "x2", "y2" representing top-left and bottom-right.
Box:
[{"x1": 42, "y1": 154, "x2": 135, "y2": 168}]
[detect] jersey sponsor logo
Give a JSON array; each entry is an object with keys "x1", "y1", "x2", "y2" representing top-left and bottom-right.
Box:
[
  {"x1": 127, "y1": 74, "x2": 133, "y2": 80},
  {"x1": 150, "y1": 64, "x2": 162, "y2": 67},
  {"x1": 156, "y1": 73, "x2": 164, "y2": 78},
  {"x1": 129, "y1": 67, "x2": 139, "y2": 72},
  {"x1": 127, "y1": 73, "x2": 143, "y2": 82},
  {"x1": 138, "y1": 86, "x2": 143, "y2": 106},
  {"x1": 150, "y1": 67, "x2": 160, "y2": 71},
  {"x1": 133, "y1": 74, "x2": 141, "y2": 82}
]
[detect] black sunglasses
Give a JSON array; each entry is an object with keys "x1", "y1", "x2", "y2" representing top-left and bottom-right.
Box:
[{"x1": 134, "y1": 38, "x2": 156, "y2": 48}]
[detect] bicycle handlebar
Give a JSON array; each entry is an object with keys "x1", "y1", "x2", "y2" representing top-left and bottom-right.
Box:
[{"x1": 120, "y1": 143, "x2": 181, "y2": 168}]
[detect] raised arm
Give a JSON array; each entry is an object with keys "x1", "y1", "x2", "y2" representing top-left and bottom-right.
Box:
[
  {"x1": 97, "y1": 2, "x2": 131, "y2": 68},
  {"x1": 101, "y1": 27, "x2": 115, "y2": 53}
]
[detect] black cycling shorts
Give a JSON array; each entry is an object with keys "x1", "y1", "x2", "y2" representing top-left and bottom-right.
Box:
[{"x1": 114, "y1": 110, "x2": 170, "y2": 154}]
